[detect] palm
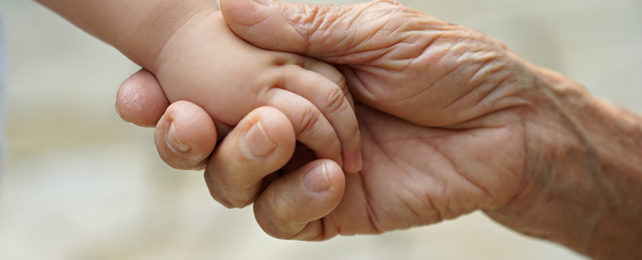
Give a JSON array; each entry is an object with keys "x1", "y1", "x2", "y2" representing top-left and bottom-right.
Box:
[{"x1": 319, "y1": 105, "x2": 526, "y2": 235}]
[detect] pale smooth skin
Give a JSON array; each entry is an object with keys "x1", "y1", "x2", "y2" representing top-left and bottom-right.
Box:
[
  {"x1": 116, "y1": 0, "x2": 642, "y2": 259},
  {"x1": 38, "y1": 0, "x2": 363, "y2": 173}
]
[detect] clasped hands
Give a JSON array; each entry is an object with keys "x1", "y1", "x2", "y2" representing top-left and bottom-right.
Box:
[{"x1": 116, "y1": 0, "x2": 567, "y2": 242}]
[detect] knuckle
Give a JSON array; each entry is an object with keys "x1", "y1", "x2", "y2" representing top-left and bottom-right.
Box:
[
  {"x1": 212, "y1": 189, "x2": 253, "y2": 209},
  {"x1": 268, "y1": 191, "x2": 295, "y2": 227},
  {"x1": 217, "y1": 198, "x2": 237, "y2": 209},
  {"x1": 162, "y1": 153, "x2": 205, "y2": 170},
  {"x1": 224, "y1": 197, "x2": 253, "y2": 209},
  {"x1": 272, "y1": 53, "x2": 305, "y2": 67},
  {"x1": 324, "y1": 86, "x2": 347, "y2": 115},
  {"x1": 296, "y1": 106, "x2": 321, "y2": 135},
  {"x1": 205, "y1": 167, "x2": 254, "y2": 209},
  {"x1": 335, "y1": 74, "x2": 348, "y2": 93},
  {"x1": 288, "y1": 4, "x2": 346, "y2": 52},
  {"x1": 262, "y1": 222, "x2": 295, "y2": 240},
  {"x1": 293, "y1": 4, "x2": 327, "y2": 40},
  {"x1": 219, "y1": 188, "x2": 256, "y2": 209}
]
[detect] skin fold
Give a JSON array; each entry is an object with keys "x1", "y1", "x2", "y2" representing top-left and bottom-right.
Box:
[
  {"x1": 218, "y1": 0, "x2": 547, "y2": 236},
  {"x1": 115, "y1": 0, "x2": 642, "y2": 259}
]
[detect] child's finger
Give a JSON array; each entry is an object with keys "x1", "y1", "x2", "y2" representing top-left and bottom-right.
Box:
[
  {"x1": 264, "y1": 88, "x2": 343, "y2": 167},
  {"x1": 274, "y1": 65, "x2": 362, "y2": 173},
  {"x1": 116, "y1": 69, "x2": 169, "y2": 127},
  {"x1": 204, "y1": 106, "x2": 296, "y2": 208},
  {"x1": 301, "y1": 58, "x2": 354, "y2": 109},
  {"x1": 154, "y1": 101, "x2": 217, "y2": 170}
]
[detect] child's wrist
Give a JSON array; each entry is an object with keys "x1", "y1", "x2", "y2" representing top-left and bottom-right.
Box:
[
  {"x1": 148, "y1": 9, "x2": 218, "y2": 72},
  {"x1": 121, "y1": 1, "x2": 218, "y2": 70},
  {"x1": 37, "y1": 0, "x2": 218, "y2": 71}
]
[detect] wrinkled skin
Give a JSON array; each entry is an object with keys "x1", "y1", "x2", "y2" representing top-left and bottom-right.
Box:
[
  {"x1": 224, "y1": 0, "x2": 537, "y2": 126},
  {"x1": 220, "y1": 0, "x2": 540, "y2": 237},
  {"x1": 120, "y1": 0, "x2": 553, "y2": 241},
  {"x1": 295, "y1": 104, "x2": 526, "y2": 237}
]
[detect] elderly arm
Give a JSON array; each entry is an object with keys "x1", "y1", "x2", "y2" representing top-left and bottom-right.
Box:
[{"x1": 487, "y1": 67, "x2": 642, "y2": 259}]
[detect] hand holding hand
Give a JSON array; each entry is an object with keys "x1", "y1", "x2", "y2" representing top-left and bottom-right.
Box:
[
  {"x1": 220, "y1": 0, "x2": 539, "y2": 231},
  {"x1": 118, "y1": 0, "x2": 537, "y2": 239},
  {"x1": 117, "y1": 1, "x2": 642, "y2": 259},
  {"x1": 152, "y1": 10, "x2": 362, "y2": 172},
  {"x1": 222, "y1": 0, "x2": 537, "y2": 127}
]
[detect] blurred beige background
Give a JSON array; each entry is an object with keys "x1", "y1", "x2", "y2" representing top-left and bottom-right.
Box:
[{"x1": 1, "y1": 0, "x2": 640, "y2": 259}]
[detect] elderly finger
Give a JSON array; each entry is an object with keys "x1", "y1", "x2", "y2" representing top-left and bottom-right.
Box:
[
  {"x1": 220, "y1": 0, "x2": 417, "y2": 62},
  {"x1": 116, "y1": 69, "x2": 169, "y2": 127},
  {"x1": 154, "y1": 101, "x2": 217, "y2": 170},
  {"x1": 205, "y1": 106, "x2": 296, "y2": 208},
  {"x1": 254, "y1": 159, "x2": 345, "y2": 240}
]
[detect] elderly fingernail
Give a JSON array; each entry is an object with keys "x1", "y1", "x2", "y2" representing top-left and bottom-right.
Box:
[
  {"x1": 303, "y1": 163, "x2": 331, "y2": 193},
  {"x1": 242, "y1": 121, "x2": 277, "y2": 158},
  {"x1": 167, "y1": 122, "x2": 190, "y2": 153}
]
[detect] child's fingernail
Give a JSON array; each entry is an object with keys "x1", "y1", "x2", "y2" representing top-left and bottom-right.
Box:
[
  {"x1": 167, "y1": 122, "x2": 190, "y2": 153},
  {"x1": 303, "y1": 163, "x2": 331, "y2": 193},
  {"x1": 242, "y1": 121, "x2": 277, "y2": 158}
]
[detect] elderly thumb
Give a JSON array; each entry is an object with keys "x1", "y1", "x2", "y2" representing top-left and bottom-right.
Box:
[{"x1": 220, "y1": 0, "x2": 386, "y2": 60}]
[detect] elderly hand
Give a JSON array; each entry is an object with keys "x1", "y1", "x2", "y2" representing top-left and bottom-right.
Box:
[
  {"x1": 222, "y1": 0, "x2": 539, "y2": 127},
  {"x1": 117, "y1": 0, "x2": 642, "y2": 258},
  {"x1": 120, "y1": 0, "x2": 533, "y2": 238},
  {"x1": 219, "y1": 0, "x2": 537, "y2": 232}
]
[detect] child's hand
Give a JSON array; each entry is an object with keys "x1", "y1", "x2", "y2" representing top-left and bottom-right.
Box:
[{"x1": 151, "y1": 11, "x2": 361, "y2": 172}]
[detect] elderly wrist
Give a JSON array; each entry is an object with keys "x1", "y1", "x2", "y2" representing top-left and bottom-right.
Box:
[
  {"x1": 554, "y1": 82, "x2": 642, "y2": 259},
  {"x1": 488, "y1": 66, "x2": 642, "y2": 259},
  {"x1": 488, "y1": 75, "x2": 601, "y2": 245}
]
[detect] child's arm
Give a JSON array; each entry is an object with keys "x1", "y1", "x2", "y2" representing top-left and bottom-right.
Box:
[
  {"x1": 37, "y1": 0, "x2": 362, "y2": 172},
  {"x1": 36, "y1": 0, "x2": 217, "y2": 70}
]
